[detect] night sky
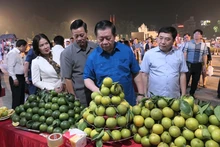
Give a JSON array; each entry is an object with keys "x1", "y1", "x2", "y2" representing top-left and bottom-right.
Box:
[{"x1": 0, "y1": 0, "x2": 220, "y2": 37}]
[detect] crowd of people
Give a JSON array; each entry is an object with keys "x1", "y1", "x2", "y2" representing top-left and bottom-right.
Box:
[{"x1": 1, "y1": 19, "x2": 220, "y2": 109}]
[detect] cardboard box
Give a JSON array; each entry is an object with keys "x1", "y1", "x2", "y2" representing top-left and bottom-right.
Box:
[{"x1": 63, "y1": 129, "x2": 87, "y2": 147}]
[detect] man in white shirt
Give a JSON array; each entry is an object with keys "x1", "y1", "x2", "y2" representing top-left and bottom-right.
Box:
[
  {"x1": 52, "y1": 35, "x2": 65, "y2": 66},
  {"x1": 7, "y1": 39, "x2": 27, "y2": 109}
]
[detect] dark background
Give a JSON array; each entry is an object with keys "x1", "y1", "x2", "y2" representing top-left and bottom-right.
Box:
[{"x1": 0, "y1": 0, "x2": 219, "y2": 39}]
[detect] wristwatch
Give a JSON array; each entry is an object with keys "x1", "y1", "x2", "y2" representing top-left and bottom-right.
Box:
[{"x1": 137, "y1": 93, "x2": 145, "y2": 97}]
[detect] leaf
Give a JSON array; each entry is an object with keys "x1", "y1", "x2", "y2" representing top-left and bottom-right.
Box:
[
  {"x1": 150, "y1": 92, "x2": 155, "y2": 96},
  {"x1": 95, "y1": 128, "x2": 103, "y2": 132},
  {"x1": 214, "y1": 105, "x2": 220, "y2": 121},
  {"x1": 78, "y1": 121, "x2": 87, "y2": 131},
  {"x1": 180, "y1": 99, "x2": 193, "y2": 116},
  {"x1": 64, "y1": 97, "x2": 70, "y2": 105},
  {"x1": 140, "y1": 98, "x2": 148, "y2": 103},
  {"x1": 96, "y1": 139, "x2": 103, "y2": 147},
  {"x1": 126, "y1": 109, "x2": 130, "y2": 123},
  {"x1": 114, "y1": 106, "x2": 119, "y2": 113},
  {"x1": 198, "y1": 100, "x2": 209, "y2": 107},
  {"x1": 202, "y1": 128, "x2": 211, "y2": 139},
  {"x1": 168, "y1": 98, "x2": 175, "y2": 106},
  {"x1": 106, "y1": 130, "x2": 113, "y2": 139},
  {"x1": 199, "y1": 103, "x2": 210, "y2": 114},
  {"x1": 92, "y1": 130, "x2": 104, "y2": 141}
]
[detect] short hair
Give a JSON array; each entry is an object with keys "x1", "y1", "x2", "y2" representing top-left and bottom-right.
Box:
[
  {"x1": 158, "y1": 26, "x2": 177, "y2": 41},
  {"x1": 94, "y1": 20, "x2": 116, "y2": 36},
  {"x1": 70, "y1": 19, "x2": 87, "y2": 33},
  {"x1": 16, "y1": 39, "x2": 27, "y2": 47},
  {"x1": 123, "y1": 40, "x2": 130, "y2": 47},
  {"x1": 70, "y1": 37, "x2": 73, "y2": 40},
  {"x1": 32, "y1": 34, "x2": 51, "y2": 56},
  {"x1": 193, "y1": 29, "x2": 203, "y2": 35},
  {"x1": 53, "y1": 35, "x2": 64, "y2": 46},
  {"x1": 183, "y1": 33, "x2": 191, "y2": 37},
  {"x1": 146, "y1": 37, "x2": 153, "y2": 43}
]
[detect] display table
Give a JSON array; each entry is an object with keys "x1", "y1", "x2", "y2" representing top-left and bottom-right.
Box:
[
  {"x1": 0, "y1": 119, "x2": 141, "y2": 147},
  {"x1": 0, "y1": 119, "x2": 47, "y2": 147}
]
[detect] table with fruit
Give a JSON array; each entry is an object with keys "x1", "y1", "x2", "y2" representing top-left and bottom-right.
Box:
[{"x1": 1, "y1": 77, "x2": 220, "y2": 147}]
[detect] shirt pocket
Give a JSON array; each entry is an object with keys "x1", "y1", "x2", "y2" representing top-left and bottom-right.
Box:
[
  {"x1": 94, "y1": 61, "x2": 111, "y2": 79},
  {"x1": 117, "y1": 59, "x2": 130, "y2": 73}
]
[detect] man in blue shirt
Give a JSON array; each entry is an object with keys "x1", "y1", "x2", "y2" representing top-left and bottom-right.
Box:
[
  {"x1": 24, "y1": 48, "x2": 37, "y2": 94},
  {"x1": 83, "y1": 20, "x2": 144, "y2": 106},
  {"x1": 141, "y1": 26, "x2": 188, "y2": 98}
]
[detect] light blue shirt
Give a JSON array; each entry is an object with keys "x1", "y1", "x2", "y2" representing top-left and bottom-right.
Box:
[{"x1": 140, "y1": 46, "x2": 188, "y2": 98}]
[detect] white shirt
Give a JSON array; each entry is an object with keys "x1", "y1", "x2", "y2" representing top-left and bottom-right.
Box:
[
  {"x1": 31, "y1": 56, "x2": 61, "y2": 90},
  {"x1": 7, "y1": 48, "x2": 24, "y2": 80},
  {"x1": 51, "y1": 44, "x2": 64, "y2": 66}
]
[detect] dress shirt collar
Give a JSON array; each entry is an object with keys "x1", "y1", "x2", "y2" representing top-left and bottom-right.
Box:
[
  {"x1": 191, "y1": 39, "x2": 202, "y2": 44},
  {"x1": 97, "y1": 42, "x2": 120, "y2": 55},
  {"x1": 53, "y1": 44, "x2": 64, "y2": 49},
  {"x1": 73, "y1": 41, "x2": 92, "y2": 54},
  {"x1": 155, "y1": 46, "x2": 175, "y2": 53}
]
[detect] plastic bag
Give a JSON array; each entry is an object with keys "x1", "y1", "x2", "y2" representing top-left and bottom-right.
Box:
[{"x1": 206, "y1": 66, "x2": 214, "y2": 76}]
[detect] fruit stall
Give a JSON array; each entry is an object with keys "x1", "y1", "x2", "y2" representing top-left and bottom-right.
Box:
[{"x1": 0, "y1": 77, "x2": 220, "y2": 147}]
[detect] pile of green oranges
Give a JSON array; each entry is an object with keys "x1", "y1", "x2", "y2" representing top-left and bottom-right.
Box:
[
  {"x1": 11, "y1": 91, "x2": 85, "y2": 134},
  {"x1": 78, "y1": 77, "x2": 133, "y2": 145},
  {"x1": 132, "y1": 96, "x2": 220, "y2": 147}
]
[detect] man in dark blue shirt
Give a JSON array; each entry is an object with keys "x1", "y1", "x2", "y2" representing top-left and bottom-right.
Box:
[
  {"x1": 83, "y1": 20, "x2": 144, "y2": 106},
  {"x1": 24, "y1": 48, "x2": 37, "y2": 94}
]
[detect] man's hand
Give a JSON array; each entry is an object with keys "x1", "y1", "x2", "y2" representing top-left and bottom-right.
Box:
[
  {"x1": 25, "y1": 77, "x2": 30, "y2": 84},
  {"x1": 54, "y1": 87, "x2": 63, "y2": 93},
  {"x1": 13, "y1": 79, "x2": 19, "y2": 86},
  {"x1": 136, "y1": 95, "x2": 144, "y2": 104},
  {"x1": 202, "y1": 65, "x2": 207, "y2": 73}
]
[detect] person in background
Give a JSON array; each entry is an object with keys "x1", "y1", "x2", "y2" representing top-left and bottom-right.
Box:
[
  {"x1": 24, "y1": 48, "x2": 37, "y2": 94},
  {"x1": 52, "y1": 35, "x2": 65, "y2": 66},
  {"x1": 84, "y1": 20, "x2": 144, "y2": 106},
  {"x1": 141, "y1": 26, "x2": 188, "y2": 98},
  {"x1": 123, "y1": 40, "x2": 130, "y2": 47},
  {"x1": 7, "y1": 39, "x2": 27, "y2": 108},
  {"x1": 70, "y1": 37, "x2": 74, "y2": 44},
  {"x1": 60, "y1": 19, "x2": 97, "y2": 106},
  {"x1": 201, "y1": 39, "x2": 212, "y2": 88},
  {"x1": 214, "y1": 38, "x2": 220, "y2": 55},
  {"x1": 145, "y1": 37, "x2": 153, "y2": 51},
  {"x1": 184, "y1": 29, "x2": 208, "y2": 98},
  {"x1": 132, "y1": 38, "x2": 144, "y2": 61},
  {"x1": 31, "y1": 34, "x2": 63, "y2": 92},
  {"x1": 65, "y1": 40, "x2": 71, "y2": 48}
]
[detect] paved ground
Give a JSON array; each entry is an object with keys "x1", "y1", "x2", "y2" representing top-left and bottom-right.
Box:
[{"x1": 1, "y1": 55, "x2": 220, "y2": 109}]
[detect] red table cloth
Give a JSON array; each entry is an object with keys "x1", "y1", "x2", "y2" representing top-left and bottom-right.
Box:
[{"x1": 0, "y1": 119, "x2": 141, "y2": 147}]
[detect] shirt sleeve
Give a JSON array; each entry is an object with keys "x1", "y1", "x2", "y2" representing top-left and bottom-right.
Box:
[
  {"x1": 183, "y1": 42, "x2": 189, "y2": 53},
  {"x1": 25, "y1": 49, "x2": 33, "y2": 62},
  {"x1": 140, "y1": 52, "x2": 150, "y2": 73},
  {"x1": 31, "y1": 59, "x2": 55, "y2": 90},
  {"x1": 7, "y1": 52, "x2": 17, "y2": 80},
  {"x1": 180, "y1": 51, "x2": 189, "y2": 73},
  {"x1": 203, "y1": 44, "x2": 209, "y2": 55},
  {"x1": 83, "y1": 54, "x2": 95, "y2": 80},
  {"x1": 60, "y1": 50, "x2": 73, "y2": 79}
]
